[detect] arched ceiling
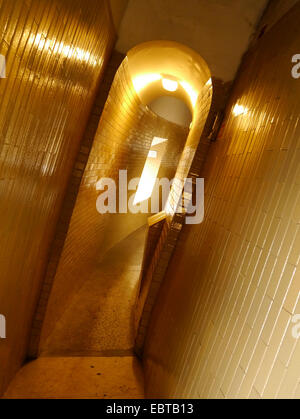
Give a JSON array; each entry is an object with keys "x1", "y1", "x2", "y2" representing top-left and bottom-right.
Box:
[{"x1": 127, "y1": 41, "x2": 211, "y2": 113}]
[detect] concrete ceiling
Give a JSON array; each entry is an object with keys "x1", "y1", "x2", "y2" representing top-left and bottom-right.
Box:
[
  {"x1": 114, "y1": 0, "x2": 269, "y2": 82},
  {"x1": 108, "y1": 0, "x2": 129, "y2": 30}
]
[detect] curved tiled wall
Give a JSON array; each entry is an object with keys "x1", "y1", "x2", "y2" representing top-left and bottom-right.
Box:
[
  {"x1": 38, "y1": 57, "x2": 188, "y2": 354},
  {"x1": 143, "y1": 4, "x2": 300, "y2": 399},
  {"x1": 0, "y1": 0, "x2": 115, "y2": 394}
]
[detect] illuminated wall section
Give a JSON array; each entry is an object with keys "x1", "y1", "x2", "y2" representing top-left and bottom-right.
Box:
[
  {"x1": 143, "y1": 4, "x2": 300, "y2": 399},
  {"x1": 0, "y1": 0, "x2": 115, "y2": 395},
  {"x1": 38, "y1": 57, "x2": 188, "y2": 355}
]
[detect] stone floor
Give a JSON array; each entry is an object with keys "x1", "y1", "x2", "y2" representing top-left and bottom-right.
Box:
[
  {"x1": 4, "y1": 226, "x2": 147, "y2": 399},
  {"x1": 41, "y1": 225, "x2": 147, "y2": 356},
  {"x1": 3, "y1": 356, "x2": 144, "y2": 399}
]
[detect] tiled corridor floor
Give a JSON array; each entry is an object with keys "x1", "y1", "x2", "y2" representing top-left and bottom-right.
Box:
[
  {"x1": 3, "y1": 356, "x2": 144, "y2": 399},
  {"x1": 4, "y1": 225, "x2": 147, "y2": 399},
  {"x1": 41, "y1": 225, "x2": 147, "y2": 356}
]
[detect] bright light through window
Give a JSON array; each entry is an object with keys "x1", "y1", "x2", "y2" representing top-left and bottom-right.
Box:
[
  {"x1": 151, "y1": 137, "x2": 168, "y2": 146},
  {"x1": 148, "y1": 150, "x2": 157, "y2": 158},
  {"x1": 134, "y1": 137, "x2": 168, "y2": 205}
]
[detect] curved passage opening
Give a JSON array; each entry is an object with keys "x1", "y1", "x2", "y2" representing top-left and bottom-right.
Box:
[
  {"x1": 39, "y1": 40, "x2": 213, "y2": 361},
  {"x1": 149, "y1": 96, "x2": 192, "y2": 128}
]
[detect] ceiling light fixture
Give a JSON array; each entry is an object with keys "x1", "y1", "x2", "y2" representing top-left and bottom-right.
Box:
[
  {"x1": 162, "y1": 78, "x2": 178, "y2": 92},
  {"x1": 233, "y1": 104, "x2": 248, "y2": 117}
]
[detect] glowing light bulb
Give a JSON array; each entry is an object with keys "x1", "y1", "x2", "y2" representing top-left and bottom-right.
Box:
[
  {"x1": 162, "y1": 78, "x2": 178, "y2": 92},
  {"x1": 233, "y1": 104, "x2": 248, "y2": 116}
]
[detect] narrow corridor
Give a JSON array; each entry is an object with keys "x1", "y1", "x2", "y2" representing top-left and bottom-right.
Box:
[
  {"x1": 1, "y1": 0, "x2": 300, "y2": 401},
  {"x1": 41, "y1": 226, "x2": 147, "y2": 356}
]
